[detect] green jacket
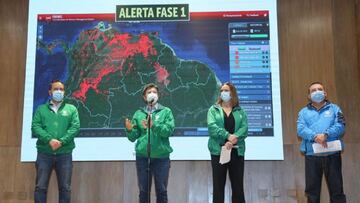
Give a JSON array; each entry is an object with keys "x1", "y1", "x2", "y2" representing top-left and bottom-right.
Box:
[
  {"x1": 31, "y1": 101, "x2": 80, "y2": 154},
  {"x1": 207, "y1": 104, "x2": 248, "y2": 156},
  {"x1": 126, "y1": 104, "x2": 175, "y2": 158}
]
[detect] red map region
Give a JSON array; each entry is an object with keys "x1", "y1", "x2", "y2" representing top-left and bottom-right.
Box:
[{"x1": 71, "y1": 28, "x2": 170, "y2": 101}]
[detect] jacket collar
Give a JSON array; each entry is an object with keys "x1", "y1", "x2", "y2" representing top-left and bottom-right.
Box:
[
  {"x1": 213, "y1": 103, "x2": 242, "y2": 111},
  {"x1": 307, "y1": 100, "x2": 331, "y2": 111},
  {"x1": 141, "y1": 103, "x2": 165, "y2": 113},
  {"x1": 47, "y1": 100, "x2": 66, "y2": 109}
]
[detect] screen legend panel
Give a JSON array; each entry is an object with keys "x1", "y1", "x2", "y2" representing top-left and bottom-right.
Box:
[{"x1": 229, "y1": 17, "x2": 274, "y2": 136}]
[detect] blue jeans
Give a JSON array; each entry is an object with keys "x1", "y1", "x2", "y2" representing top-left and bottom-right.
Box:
[
  {"x1": 34, "y1": 152, "x2": 73, "y2": 203},
  {"x1": 136, "y1": 156, "x2": 170, "y2": 203},
  {"x1": 305, "y1": 152, "x2": 346, "y2": 203}
]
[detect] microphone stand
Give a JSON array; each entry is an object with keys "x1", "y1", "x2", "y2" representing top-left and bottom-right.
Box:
[{"x1": 146, "y1": 103, "x2": 153, "y2": 203}]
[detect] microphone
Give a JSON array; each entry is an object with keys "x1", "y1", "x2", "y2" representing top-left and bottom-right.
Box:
[{"x1": 148, "y1": 98, "x2": 154, "y2": 105}]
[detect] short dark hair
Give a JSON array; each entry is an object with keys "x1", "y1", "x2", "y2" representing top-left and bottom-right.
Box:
[
  {"x1": 217, "y1": 82, "x2": 239, "y2": 107},
  {"x1": 48, "y1": 80, "x2": 64, "y2": 90},
  {"x1": 142, "y1": 83, "x2": 159, "y2": 96},
  {"x1": 308, "y1": 81, "x2": 324, "y2": 93}
]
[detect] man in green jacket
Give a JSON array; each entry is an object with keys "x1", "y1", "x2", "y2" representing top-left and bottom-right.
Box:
[
  {"x1": 32, "y1": 80, "x2": 80, "y2": 203},
  {"x1": 125, "y1": 83, "x2": 175, "y2": 203}
]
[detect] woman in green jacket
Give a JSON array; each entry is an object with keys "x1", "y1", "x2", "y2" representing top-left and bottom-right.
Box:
[
  {"x1": 207, "y1": 82, "x2": 248, "y2": 203},
  {"x1": 125, "y1": 83, "x2": 175, "y2": 203}
]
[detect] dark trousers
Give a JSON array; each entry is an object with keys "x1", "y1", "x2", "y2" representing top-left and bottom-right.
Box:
[
  {"x1": 305, "y1": 152, "x2": 346, "y2": 203},
  {"x1": 211, "y1": 149, "x2": 245, "y2": 203},
  {"x1": 136, "y1": 156, "x2": 170, "y2": 203},
  {"x1": 34, "y1": 152, "x2": 73, "y2": 203}
]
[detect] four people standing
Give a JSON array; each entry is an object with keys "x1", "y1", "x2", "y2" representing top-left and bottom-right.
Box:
[{"x1": 31, "y1": 80, "x2": 348, "y2": 203}]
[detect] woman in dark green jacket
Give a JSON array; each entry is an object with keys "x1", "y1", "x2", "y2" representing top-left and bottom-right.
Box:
[
  {"x1": 207, "y1": 82, "x2": 248, "y2": 203},
  {"x1": 125, "y1": 83, "x2": 175, "y2": 203}
]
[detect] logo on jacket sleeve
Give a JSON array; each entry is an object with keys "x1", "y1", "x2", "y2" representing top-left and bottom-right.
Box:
[{"x1": 338, "y1": 111, "x2": 345, "y2": 125}]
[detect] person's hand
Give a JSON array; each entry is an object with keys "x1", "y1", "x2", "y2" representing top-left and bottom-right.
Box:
[
  {"x1": 125, "y1": 118, "x2": 133, "y2": 131},
  {"x1": 141, "y1": 120, "x2": 148, "y2": 129},
  {"x1": 49, "y1": 139, "x2": 62, "y2": 151},
  {"x1": 141, "y1": 114, "x2": 153, "y2": 129},
  {"x1": 321, "y1": 133, "x2": 328, "y2": 148},
  {"x1": 314, "y1": 134, "x2": 326, "y2": 143},
  {"x1": 315, "y1": 134, "x2": 327, "y2": 148},
  {"x1": 225, "y1": 141, "x2": 233, "y2": 150},
  {"x1": 228, "y1": 134, "x2": 238, "y2": 144}
]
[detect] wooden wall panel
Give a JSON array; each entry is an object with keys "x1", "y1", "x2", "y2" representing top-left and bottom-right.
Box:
[
  {"x1": 0, "y1": 0, "x2": 27, "y2": 147},
  {"x1": 186, "y1": 161, "x2": 211, "y2": 203},
  {"x1": 71, "y1": 162, "x2": 124, "y2": 203},
  {"x1": 342, "y1": 144, "x2": 360, "y2": 201},
  {"x1": 167, "y1": 161, "x2": 190, "y2": 203},
  {"x1": 332, "y1": 0, "x2": 360, "y2": 143},
  {"x1": 278, "y1": 0, "x2": 337, "y2": 145},
  {"x1": 0, "y1": 0, "x2": 359, "y2": 202},
  {"x1": 122, "y1": 162, "x2": 139, "y2": 203}
]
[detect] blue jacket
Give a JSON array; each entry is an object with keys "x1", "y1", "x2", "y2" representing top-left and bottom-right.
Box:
[{"x1": 297, "y1": 101, "x2": 345, "y2": 155}]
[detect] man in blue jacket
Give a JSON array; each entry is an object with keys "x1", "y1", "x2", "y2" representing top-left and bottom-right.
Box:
[{"x1": 297, "y1": 82, "x2": 346, "y2": 203}]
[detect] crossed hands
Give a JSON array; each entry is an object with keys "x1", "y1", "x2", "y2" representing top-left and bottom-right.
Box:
[
  {"x1": 315, "y1": 133, "x2": 328, "y2": 148},
  {"x1": 49, "y1": 139, "x2": 62, "y2": 151},
  {"x1": 225, "y1": 134, "x2": 238, "y2": 150}
]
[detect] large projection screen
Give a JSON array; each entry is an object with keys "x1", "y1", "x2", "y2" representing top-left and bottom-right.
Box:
[{"x1": 21, "y1": 0, "x2": 283, "y2": 161}]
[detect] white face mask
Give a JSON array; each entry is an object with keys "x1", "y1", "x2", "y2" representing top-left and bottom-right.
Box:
[
  {"x1": 220, "y1": 91, "x2": 231, "y2": 102},
  {"x1": 146, "y1": 92, "x2": 158, "y2": 105}
]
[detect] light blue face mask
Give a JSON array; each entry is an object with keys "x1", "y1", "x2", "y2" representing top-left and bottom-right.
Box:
[
  {"x1": 52, "y1": 90, "x2": 64, "y2": 102},
  {"x1": 310, "y1": 90, "x2": 325, "y2": 103},
  {"x1": 220, "y1": 91, "x2": 231, "y2": 102}
]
